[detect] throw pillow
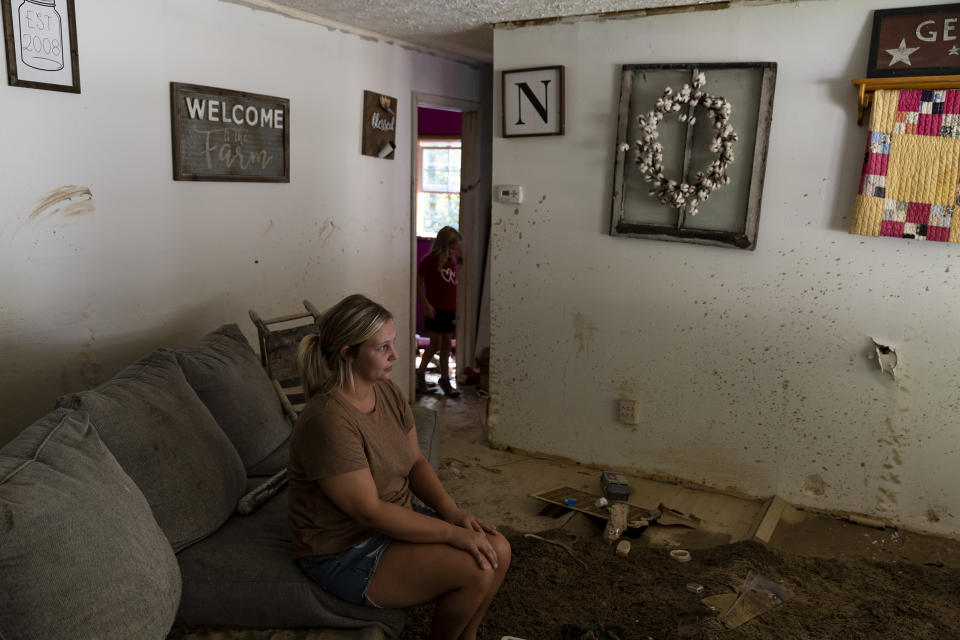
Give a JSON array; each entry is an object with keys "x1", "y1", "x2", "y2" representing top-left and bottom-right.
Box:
[
  {"x1": 175, "y1": 324, "x2": 292, "y2": 474},
  {"x1": 56, "y1": 349, "x2": 246, "y2": 551},
  {"x1": 0, "y1": 409, "x2": 181, "y2": 640}
]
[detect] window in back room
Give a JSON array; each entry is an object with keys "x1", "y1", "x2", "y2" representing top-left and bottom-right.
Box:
[{"x1": 417, "y1": 136, "x2": 461, "y2": 237}]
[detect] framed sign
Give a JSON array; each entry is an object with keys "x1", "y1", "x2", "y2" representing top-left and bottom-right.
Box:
[
  {"x1": 502, "y1": 65, "x2": 564, "y2": 137},
  {"x1": 2, "y1": 0, "x2": 80, "y2": 93},
  {"x1": 361, "y1": 90, "x2": 397, "y2": 159},
  {"x1": 868, "y1": 4, "x2": 960, "y2": 77},
  {"x1": 170, "y1": 82, "x2": 290, "y2": 182}
]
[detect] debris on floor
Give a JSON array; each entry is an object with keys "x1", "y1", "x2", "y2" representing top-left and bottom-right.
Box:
[
  {"x1": 523, "y1": 533, "x2": 588, "y2": 570},
  {"x1": 615, "y1": 540, "x2": 631, "y2": 558},
  {"x1": 531, "y1": 487, "x2": 652, "y2": 521},
  {"x1": 669, "y1": 549, "x2": 692, "y2": 563},
  {"x1": 600, "y1": 470, "x2": 631, "y2": 500},
  {"x1": 560, "y1": 624, "x2": 625, "y2": 640},
  {"x1": 750, "y1": 495, "x2": 801, "y2": 544},
  {"x1": 653, "y1": 503, "x2": 700, "y2": 528},
  {"x1": 602, "y1": 503, "x2": 629, "y2": 543},
  {"x1": 702, "y1": 571, "x2": 792, "y2": 630},
  {"x1": 686, "y1": 582, "x2": 705, "y2": 594}
]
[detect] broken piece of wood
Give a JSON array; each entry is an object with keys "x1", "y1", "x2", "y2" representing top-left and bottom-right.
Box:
[
  {"x1": 655, "y1": 503, "x2": 701, "y2": 528},
  {"x1": 523, "y1": 533, "x2": 588, "y2": 570},
  {"x1": 750, "y1": 495, "x2": 800, "y2": 544}
]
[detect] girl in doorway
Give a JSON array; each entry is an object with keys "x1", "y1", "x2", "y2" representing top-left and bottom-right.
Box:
[
  {"x1": 417, "y1": 226, "x2": 462, "y2": 397},
  {"x1": 289, "y1": 294, "x2": 510, "y2": 640}
]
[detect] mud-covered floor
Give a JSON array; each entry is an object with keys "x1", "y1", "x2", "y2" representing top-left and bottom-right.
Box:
[{"x1": 400, "y1": 388, "x2": 960, "y2": 639}]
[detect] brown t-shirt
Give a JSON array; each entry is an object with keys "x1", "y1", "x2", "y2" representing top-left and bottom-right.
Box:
[{"x1": 287, "y1": 379, "x2": 417, "y2": 557}]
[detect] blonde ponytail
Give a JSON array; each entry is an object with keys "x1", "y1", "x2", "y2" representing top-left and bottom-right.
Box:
[{"x1": 297, "y1": 294, "x2": 393, "y2": 400}]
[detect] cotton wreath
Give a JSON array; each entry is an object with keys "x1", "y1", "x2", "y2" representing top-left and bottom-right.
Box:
[{"x1": 621, "y1": 72, "x2": 737, "y2": 216}]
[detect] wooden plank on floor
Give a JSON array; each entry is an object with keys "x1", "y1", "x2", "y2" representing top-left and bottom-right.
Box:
[
  {"x1": 751, "y1": 495, "x2": 796, "y2": 544},
  {"x1": 530, "y1": 486, "x2": 655, "y2": 524}
]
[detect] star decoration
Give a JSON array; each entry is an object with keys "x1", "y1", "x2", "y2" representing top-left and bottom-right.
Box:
[
  {"x1": 950, "y1": 45, "x2": 959, "y2": 55},
  {"x1": 887, "y1": 38, "x2": 920, "y2": 66}
]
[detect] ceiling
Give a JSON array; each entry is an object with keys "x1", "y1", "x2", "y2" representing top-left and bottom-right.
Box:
[{"x1": 229, "y1": 0, "x2": 724, "y2": 62}]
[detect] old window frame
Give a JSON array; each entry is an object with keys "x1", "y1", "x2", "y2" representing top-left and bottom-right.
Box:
[
  {"x1": 610, "y1": 62, "x2": 777, "y2": 250},
  {"x1": 416, "y1": 136, "x2": 461, "y2": 237}
]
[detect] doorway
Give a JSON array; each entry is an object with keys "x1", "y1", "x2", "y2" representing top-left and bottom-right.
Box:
[
  {"x1": 414, "y1": 109, "x2": 461, "y2": 395},
  {"x1": 409, "y1": 92, "x2": 489, "y2": 400}
]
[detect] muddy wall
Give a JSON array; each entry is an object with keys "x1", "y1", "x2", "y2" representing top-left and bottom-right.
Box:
[
  {"x1": 490, "y1": 0, "x2": 960, "y2": 537},
  {"x1": 0, "y1": 0, "x2": 490, "y2": 445}
]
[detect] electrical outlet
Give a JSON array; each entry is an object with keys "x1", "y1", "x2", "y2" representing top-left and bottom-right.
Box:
[{"x1": 618, "y1": 397, "x2": 640, "y2": 425}]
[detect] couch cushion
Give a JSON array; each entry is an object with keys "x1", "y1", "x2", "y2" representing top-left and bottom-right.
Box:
[
  {"x1": 176, "y1": 324, "x2": 292, "y2": 474},
  {"x1": 0, "y1": 409, "x2": 181, "y2": 640},
  {"x1": 176, "y1": 485, "x2": 405, "y2": 637},
  {"x1": 247, "y1": 434, "x2": 290, "y2": 477},
  {"x1": 56, "y1": 349, "x2": 246, "y2": 551}
]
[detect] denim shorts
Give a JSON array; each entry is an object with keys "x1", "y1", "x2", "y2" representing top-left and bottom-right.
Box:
[{"x1": 296, "y1": 533, "x2": 393, "y2": 606}]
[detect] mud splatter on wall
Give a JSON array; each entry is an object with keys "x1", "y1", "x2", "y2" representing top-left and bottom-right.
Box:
[
  {"x1": 490, "y1": 2, "x2": 960, "y2": 539},
  {"x1": 0, "y1": 0, "x2": 492, "y2": 447},
  {"x1": 30, "y1": 186, "x2": 95, "y2": 221}
]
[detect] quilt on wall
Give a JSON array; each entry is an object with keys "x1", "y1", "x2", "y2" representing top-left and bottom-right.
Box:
[{"x1": 851, "y1": 88, "x2": 960, "y2": 242}]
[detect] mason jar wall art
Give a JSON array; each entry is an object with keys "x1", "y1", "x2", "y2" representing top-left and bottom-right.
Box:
[
  {"x1": 19, "y1": 0, "x2": 63, "y2": 71},
  {"x1": 2, "y1": 0, "x2": 80, "y2": 92}
]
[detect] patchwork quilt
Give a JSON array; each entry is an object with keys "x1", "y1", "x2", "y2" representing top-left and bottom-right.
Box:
[{"x1": 851, "y1": 88, "x2": 960, "y2": 242}]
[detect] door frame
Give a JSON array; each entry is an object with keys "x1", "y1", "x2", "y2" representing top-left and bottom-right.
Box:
[{"x1": 409, "y1": 92, "x2": 482, "y2": 400}]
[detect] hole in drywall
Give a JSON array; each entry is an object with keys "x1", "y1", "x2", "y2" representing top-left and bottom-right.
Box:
[{"x1": 871, "y1": 338, "x2": 898, "y2": 378}]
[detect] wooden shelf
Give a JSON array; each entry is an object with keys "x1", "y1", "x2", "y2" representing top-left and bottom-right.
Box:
[{"x1": 853, "y1": 75, "x2": 960, "y2": 125}]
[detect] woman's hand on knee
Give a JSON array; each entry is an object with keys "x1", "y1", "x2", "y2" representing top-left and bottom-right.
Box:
[
  {"x1": 449, "y1": 526, "x2": 499, "y2": 571},
  {"x1": 441, "y1": 507, "x2": 497, "y2": 536}
]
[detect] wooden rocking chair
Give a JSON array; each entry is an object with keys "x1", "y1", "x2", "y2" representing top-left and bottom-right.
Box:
[{"x1": 248, "y1": 299, "x2": 322, "y2": 421}]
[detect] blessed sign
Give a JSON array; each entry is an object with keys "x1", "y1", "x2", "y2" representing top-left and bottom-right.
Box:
[
  {"x1": 170, "y1": 82, "x2": 290, "y2": 182},
  {"x1": 868, "y1": 4, "x2": 960, "y2": 77},
  {"x1": 361, "y1": 90, "x2": 397, "y2": 159}
]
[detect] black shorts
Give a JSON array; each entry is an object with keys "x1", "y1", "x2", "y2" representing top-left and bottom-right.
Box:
[{"x1": 425, "y1": 309, "x2": 455, "y2": 334}]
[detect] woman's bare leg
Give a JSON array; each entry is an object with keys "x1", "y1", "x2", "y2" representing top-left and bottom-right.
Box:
[
  {"x1": 367, "y1": 533, "x2": 511, "y2": 640},
  {"x1": 459, "y1": 533, "x2": 511, "y2": 639}
]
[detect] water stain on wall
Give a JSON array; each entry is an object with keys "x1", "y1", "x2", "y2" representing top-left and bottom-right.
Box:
[
  {"x1": 801, "y1": 474, "x2": 827, "y2": 496},
  {"x1": 318, "y1": 217, "x2": 340, "y2": 245},
  {"x1": 572, "y1": 312, "x2": 597, "y2": 355},
  {"x1": 79, "y1": 327, "x2": 104, "y2": 389}
]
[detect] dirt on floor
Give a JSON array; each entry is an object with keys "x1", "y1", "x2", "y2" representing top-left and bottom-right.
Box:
[{"x1": 399, "y1": 524, "x2": 960, "y2": 640}]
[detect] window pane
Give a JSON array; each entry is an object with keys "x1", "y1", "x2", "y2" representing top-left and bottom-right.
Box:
[
  {"x1": 421, "y1": 147, "x2": 461, "y2": 192},
  {"x1": 681, "y1": 67, "x2": 761, "y2": 233},
  {"x1": 620, "y1": 69, "x2": 690, "y2": 227},
  {"x1": 417, "y1": 192, "x2": 460, "y2": 236}
]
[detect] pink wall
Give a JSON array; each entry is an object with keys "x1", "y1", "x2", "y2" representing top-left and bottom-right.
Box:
[{"x1": 418, "y1": 107, "x2": 461, "y2": 136}]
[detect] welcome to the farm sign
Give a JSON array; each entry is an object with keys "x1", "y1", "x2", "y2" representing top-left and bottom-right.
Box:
[{"x1": 170, "y1": 82, "x2": 290, "y2": 182}]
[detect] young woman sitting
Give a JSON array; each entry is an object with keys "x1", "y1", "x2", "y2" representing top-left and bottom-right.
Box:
[{"x1": 288, "y1": 294, "x2": 511, "y2": 640}]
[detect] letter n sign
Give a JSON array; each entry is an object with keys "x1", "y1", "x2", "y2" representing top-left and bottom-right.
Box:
[{"x1": 502, "y1": 66, "x2": 564, "y2": 137}]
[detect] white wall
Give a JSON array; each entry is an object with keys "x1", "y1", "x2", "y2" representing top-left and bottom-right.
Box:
[
  {"x1": 0, "y1": 0, "x2": 489, "y2": 445},
  {"x1": 491, "y1": 0, "x2": 960, "y2": 537}
]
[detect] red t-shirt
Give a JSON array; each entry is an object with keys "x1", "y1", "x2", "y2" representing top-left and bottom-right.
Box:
[{"x1": 419, "y1": 253, "x2": 457, "y2": 311}]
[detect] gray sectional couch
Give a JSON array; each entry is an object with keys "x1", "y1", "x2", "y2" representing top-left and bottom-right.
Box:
[{"x1": 0, "y1": 324, "x2": 439, "y2": 639}]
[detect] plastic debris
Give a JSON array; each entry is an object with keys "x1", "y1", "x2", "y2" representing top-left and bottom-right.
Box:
[{"x1": 670, "y1": 549, "x2": 692, "y2": 563}]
